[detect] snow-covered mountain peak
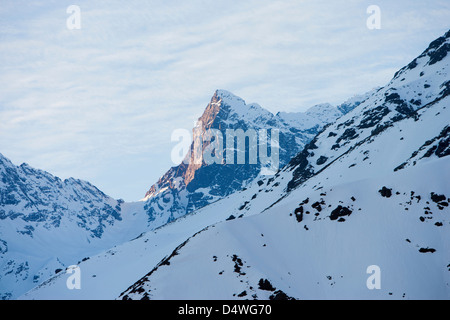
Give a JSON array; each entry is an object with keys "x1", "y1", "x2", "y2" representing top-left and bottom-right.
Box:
[
  {"x1": 141, "y1": 88, "x2": 361, "y2": 230},
  {"x1": 305, "y1": 102, "x2": 342, "y2": 120},
  {"x1": 214, "y1": 89, "x2": 246, "y2": 106},
  {"x1": 207, "y1": 89, "x2": 275, "y2": 127},
  {"x1": 0, "y1": 152, "x2": 14, "y2": 168},
  {"x1": 0, "y1": 152, "x2": 152, "y2": 300},
  {"x1": 276, "y1": 103, "x2": 342, "y2": 132},
  {"x1": 113, "y1": 30, "x2": 450, "y2": 301},
  {"x1": 16, "y1": 29, "x2": 450, "y2": 301}
]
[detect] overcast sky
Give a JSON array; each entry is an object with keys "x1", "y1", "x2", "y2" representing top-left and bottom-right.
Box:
[{"x1": 0, "y1": 0, "x2": 449, "y2": 201}]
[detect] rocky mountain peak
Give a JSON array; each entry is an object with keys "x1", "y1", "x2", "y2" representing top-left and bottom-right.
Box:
[{"x1": 142, "y1": 89, "x2": 355, "y2": 224}]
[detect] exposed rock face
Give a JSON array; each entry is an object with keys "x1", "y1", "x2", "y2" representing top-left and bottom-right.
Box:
[
  {"x1": 286, "y1": 29, "x2": 450, "y2": 193},
  {"x1": 143, "y1": 89, "x2": 356, "y2": 224},
  {"x1": 0, "y1": 152, "x2": 154, "y2": 300},
  {"x1": 0, "y1": 153, "x2": 123, "y2": 238}
]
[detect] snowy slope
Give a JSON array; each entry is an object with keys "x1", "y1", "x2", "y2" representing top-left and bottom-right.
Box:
[
  {"x1": 119, "y1": 159, "x2": 449, "y2": 300},
  {"x1": 21, "y1": 29, "x2": 450, "y2": 300},
  {"x1": 117, "y1": 30, "x2": 450, "y2": 300},
  {"x1": 1, "y1": 79, "x2": 360, "y2": 301},
  {"x1": 0, "y1": 154, "x2": 153, "y2": 299}
]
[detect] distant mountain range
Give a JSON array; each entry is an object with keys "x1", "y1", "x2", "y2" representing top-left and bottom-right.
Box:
[
  {"x1": 1, "y1": 29, "x2": 449, "y2": 300},
  {"x1": 0, "y1": 70, "x2": 363, "y2": 300}
]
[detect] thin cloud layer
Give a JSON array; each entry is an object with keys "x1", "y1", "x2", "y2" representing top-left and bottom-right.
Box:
[{"x1": 0, "y1": 0, "x2": 449, "y2": 201}]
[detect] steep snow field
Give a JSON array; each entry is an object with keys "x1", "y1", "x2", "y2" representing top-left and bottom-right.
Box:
[{"x1": 12, "y1": 29, "x2": 450, "y2": 300}]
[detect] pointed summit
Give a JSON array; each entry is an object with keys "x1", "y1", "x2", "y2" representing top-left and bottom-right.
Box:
[
  {"x1": 198, "y1": 90, "x2": 274, "y2": 130},
  {"x1": 142, "y1": 89, "x2": 346, "y2": 223},
  {"x1": 214, "y1": 89, "x2": 246, "y2": 106}
]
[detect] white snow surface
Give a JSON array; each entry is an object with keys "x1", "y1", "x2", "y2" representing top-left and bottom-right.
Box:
[{"x1": 12, "y1": 30, "x2": 450, "y2": 300}]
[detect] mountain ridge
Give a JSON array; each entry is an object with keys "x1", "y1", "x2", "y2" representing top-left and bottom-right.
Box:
[
  {"x1": 0, "y1": 89, "x2": 363, "y2": 300},
  {"x1": 116, "y1": 29, "x2": 450, "y2": 300},
  {"x1": 18, "y1": 29, "x2": 450, "y2": 300},
  {"x1": 140, "y1": 88, "x2": 362, "y2": 225}
]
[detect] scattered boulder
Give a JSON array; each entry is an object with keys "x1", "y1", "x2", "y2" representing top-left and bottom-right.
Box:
[
  {"x1": 237, "y1": 290, "x2": 247, "y2": 297},
  {"x1": 299, "y1": 198, "x2": 309, "y2": 206},
  {"x1": 312, "y1": 201, "x2": 323, "y2": 212},
  {"x1": 294, "y1": 206, "x2": 303, "y2": 223},
  {"x1": 232, "y1": 255, "x2": 245, "y2": 275},
  {"x1": 379, "y1": 187, "x2": 393, "y2": 198},
  {"x1": 430, "y1": 192, "x2": 446, "y2": 203},
  {"x1": 419, "y1": 248, "x2": 436, "y2": 253},
  {"x1": 330, "y1": 206, "x2": 352, "y2": 221},
  {"x1": 258, "y1": 279, "x2": 275, "y2": 291},
  {"x1": 269, "y1": 290, "x2": 295, "y2": 300},
  {"x1": 316, "y1": 156, "x2": 328, "y2": 166}
]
